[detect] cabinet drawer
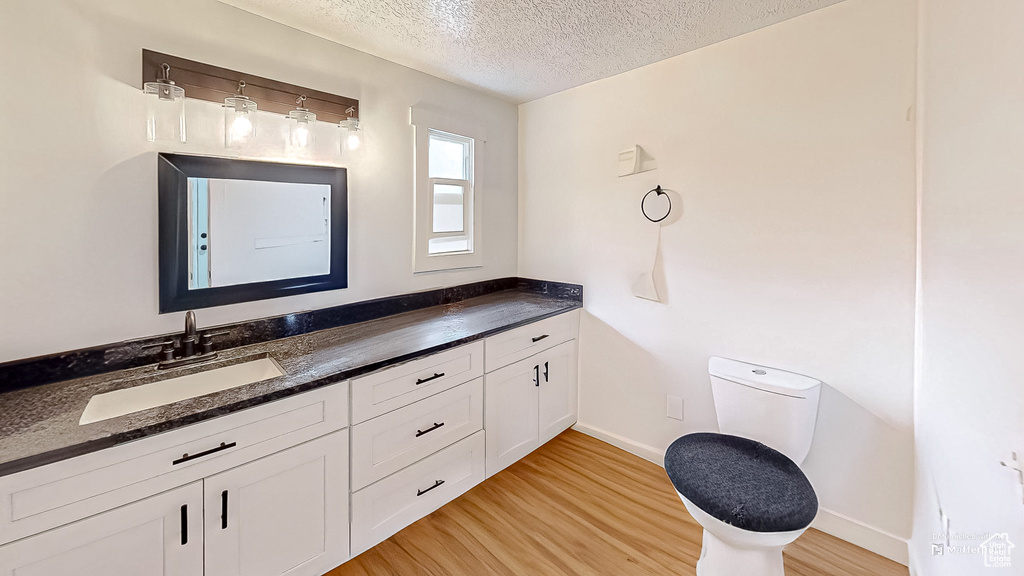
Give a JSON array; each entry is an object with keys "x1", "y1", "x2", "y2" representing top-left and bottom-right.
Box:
[
  {"x1": 351, "y1": 341, "x2": 483, "y2": 424},
  {"x1": 0, "y1": 382, "x2": 348, "y2": 546},
  {"x1": 351, "y1": 430, "x2": 484, "y2": 556},
  {"x1": 484, "y1": 310, "x2": 579, "y2": 372},
  {"x1": 351, "y1": 378, "x2": 483, "y2": 491}
]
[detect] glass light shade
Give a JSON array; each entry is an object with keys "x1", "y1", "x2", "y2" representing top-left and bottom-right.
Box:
[
  {"x1": 144, "y1": 81, "x2": 185, "y2": 143},
  {"x1": 340, "y1": 117, "x2": 363, "y2": 154},
  {"x1": 288, "y1": 109, "x2": 316, "y2": 148},
  {"x1": 224, "y1": 96, "x2": 257, "y2": 149}
]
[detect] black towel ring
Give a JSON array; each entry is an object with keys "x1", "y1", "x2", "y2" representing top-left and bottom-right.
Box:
[{"x1": 641, "y1": 185, "x2": 671, "y2": 223}]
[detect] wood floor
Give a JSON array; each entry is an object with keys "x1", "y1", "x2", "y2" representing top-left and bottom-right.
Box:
[{"x1": 328, "y1": 430, "x2": 908, "y2": 576}]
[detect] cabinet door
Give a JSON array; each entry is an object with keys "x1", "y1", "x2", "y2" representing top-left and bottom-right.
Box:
[
  {"x1": 484, "y1": 357, "x2": 541, "y2": 477},
  {"x1": 538, "y1": 340, "x2": 579, "y2": 444},
  {"x1": 204, "y1": 429, "x2": 349, "y2": 576},
  {"x1": 0, "y1": 482, "x2": 203, "y2": 576}
]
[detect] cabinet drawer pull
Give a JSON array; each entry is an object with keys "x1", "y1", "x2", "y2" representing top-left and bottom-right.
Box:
[
  {"x1": 415, "y1": 372, "x2": 445, "y2": 385},
  {"x1": 415, "y1": 422, "x2": 445, "y2": 437},
  {"x1": 417, "y1": 479, "x2": 445, "y2": 496},
  {"x1": 180, "y1": 505, "x2": 188, "y2": 545},
  {"x1": 173, "y1": 441, "x2": 236, "y2": 465},
  {"x1": 221, "y1": 490, "x2": 229, "y2": 529},
  {"x1": 532, "y1": 334, "x2": 549, "y2": 343}
]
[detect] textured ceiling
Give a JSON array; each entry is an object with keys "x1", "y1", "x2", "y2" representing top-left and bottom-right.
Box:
[{"x1": 217, "y1": 0, "x2": 845, "y2": 103}]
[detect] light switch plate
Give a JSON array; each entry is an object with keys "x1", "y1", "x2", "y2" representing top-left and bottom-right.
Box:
[{"x1": 667, "y1": 395, "x2": 684, "y2": 421}]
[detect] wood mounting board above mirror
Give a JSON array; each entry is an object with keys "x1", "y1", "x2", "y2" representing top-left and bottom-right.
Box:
[{"x1": 142, "y1": 49, "x2": 359, "y2": 123}]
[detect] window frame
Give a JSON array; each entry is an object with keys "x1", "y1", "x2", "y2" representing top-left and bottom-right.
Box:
[
  {"x1": 427, "y1": 130, "x2": 473, "y2": 244},
  {"x1": 411, "y1": 106, "x2": 484, "y2": 273}
]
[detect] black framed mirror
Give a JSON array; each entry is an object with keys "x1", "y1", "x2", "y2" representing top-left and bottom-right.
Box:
[{"x1": 158, "y1": 153, "x2": 348, "y2": 313}]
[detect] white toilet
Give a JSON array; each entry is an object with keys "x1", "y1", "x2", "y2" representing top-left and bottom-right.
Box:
[{"x1": 665, "y1": 357, "x2": 822, "y2": 576}]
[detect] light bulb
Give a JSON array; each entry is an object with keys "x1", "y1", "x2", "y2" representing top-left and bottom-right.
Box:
[
  {"x1": 288, "y1": 101, "x2": 316, "y2": 150},
  {"x1": 295, "y1": 125, "x2": 311, "y2": 147},
  {"x1": 231, "y1": 114, "x2": 253, "y2": 139},
  {"x1": 339, "y1": 113, "x2": 363, "y2": 155},
  {"x1": 224, "y1": 89, "x2": 257, "y2": 149}
]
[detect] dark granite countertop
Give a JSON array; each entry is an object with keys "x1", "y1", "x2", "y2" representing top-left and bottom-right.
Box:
[{"x1": 0, "y1": 288, "x2": 580, "y2": 476}]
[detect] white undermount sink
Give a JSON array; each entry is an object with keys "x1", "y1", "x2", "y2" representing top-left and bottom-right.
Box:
[{"x1": 79, "y1": 357, "x2": 285, "y2": 425}]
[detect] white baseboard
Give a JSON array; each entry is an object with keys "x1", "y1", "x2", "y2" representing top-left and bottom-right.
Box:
[
  {"x1": 571, "y1": 422, "x2": 909, "y2": 567},
  {"x1": 572, "y1": 422, "x2": 665, "y2": 465},
  {"x1": 812, "y1": 507, "x2": 909, "y2": 566}
]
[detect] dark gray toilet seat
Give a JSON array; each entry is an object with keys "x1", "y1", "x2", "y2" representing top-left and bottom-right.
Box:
[{"x1": 664, "y1": 433, "x2": 818, "y2": 533}]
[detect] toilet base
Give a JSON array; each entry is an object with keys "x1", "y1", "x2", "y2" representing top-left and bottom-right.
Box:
[
  {"x1": 676, "y1": 492, "x2": 805, "y2": 576},
  {"x1": 695, "y1": 529, "x2": 785, "y2": 576}
]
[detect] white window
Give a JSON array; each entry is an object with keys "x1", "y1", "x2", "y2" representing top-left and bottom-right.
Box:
[
  {"x1": 427, "y1": 130, "x2": 473, "y2": 255},
  {"x1": 412, "y1": 107, "x2": 484, "y2": 272}
]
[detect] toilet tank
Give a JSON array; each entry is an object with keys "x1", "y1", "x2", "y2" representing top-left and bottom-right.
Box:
[{"x1": 708, "y1": 357, "x2": 822, "y2": 465}]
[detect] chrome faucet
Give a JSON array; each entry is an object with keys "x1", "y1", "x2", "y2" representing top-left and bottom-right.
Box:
[
  {"x1": 185, "y1": 310, "x2": 196, "y2": 338},
  {"x1": 182, "y1": 310, "x2": 197, "y2": 357},
  {"x1": 144, "y1": 310, "x2": 230, "y2": 369}
]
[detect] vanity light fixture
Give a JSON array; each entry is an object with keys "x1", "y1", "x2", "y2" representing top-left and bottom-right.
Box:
[
  {"x1": 142, "y1": 50, "x2": 360, "y2": 151},
  {"x1": 224, "y1": 81, "x2": 257, "y2": 149},
  {"x1": 143, "y1": 63, "x2": 186, "y2": 143},
  {"x1": 287, "y1": 95, "x2": 316, "y2": 148},
  {"x1": 339, "y1": 106, "x2": 363, "y2": 154}
]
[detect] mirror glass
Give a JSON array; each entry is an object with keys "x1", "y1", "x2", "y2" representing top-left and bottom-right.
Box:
[
  {"x1": 187, "y1": 178, "x2": 331, "y2": 289},
  {"x1": 159, "y1": 154, "x2": 347, "y2": 313}
]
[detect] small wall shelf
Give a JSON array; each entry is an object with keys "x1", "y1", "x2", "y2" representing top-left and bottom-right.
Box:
[{"x1": 617, "y1": 145, "x2": 657, "y2": 177}]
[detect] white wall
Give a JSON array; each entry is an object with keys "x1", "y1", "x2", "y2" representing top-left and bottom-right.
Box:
[
  {"x1": 519, "y1": 0, "x2": 917, "y2": 561},
  {"x1": 912, "y1": 0, "x2": 1024, "y2": 572},
  {"x1": 0, "y1": 0, "x2": 518, "y2": 362}
]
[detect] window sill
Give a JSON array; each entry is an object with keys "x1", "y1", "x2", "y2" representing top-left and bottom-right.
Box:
[{"x1": 413, "y1": 251, "x2": 484, "y2": 274}]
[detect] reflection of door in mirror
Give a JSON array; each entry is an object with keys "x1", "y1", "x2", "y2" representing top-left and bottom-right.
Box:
[
  {"x1": 188, "y1": 178, "x2": 211, "y2": 289},
  {"x1": 187, "y1": 178, "x2": 331, "y2": 290}
]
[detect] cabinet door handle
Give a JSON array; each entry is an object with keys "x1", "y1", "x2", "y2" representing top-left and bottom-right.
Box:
[
  {"x1": 221, "y1": 490, "x2": 228, "y2": 529},
  {"x1": 173, "y1": 441, "x2": 236, "y2": 465},
  {"x1": 544, "y1": 361, "x2": 549, "y2": 383},
  {"x1": 417, "y1": 479, "x2": 445, "y2": 496},
  {"x1": 532, "y1": 334, "x2": 549, "y2": 343},
  {"x1": 180, "y1": 505, "x2": 188, "y2": 545},
  {"x1": 534, "y1": 364, "x2": 540, "y2": 387},
  {"x1": 415, "y1": 422, "x2": 445, "y2": 437},
  {"x1": 415, "y1": 372, "x2": 445, "y2": 385}
]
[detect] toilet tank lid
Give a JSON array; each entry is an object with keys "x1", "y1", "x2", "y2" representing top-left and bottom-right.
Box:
[{"x1": 708, "y1": 357, "x2": 822, "y2": 394}]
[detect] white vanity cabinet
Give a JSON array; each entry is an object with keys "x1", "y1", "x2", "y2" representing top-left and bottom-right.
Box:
[
  {"x1": 346, "y1": 310, "x2": 580, "y2": 555},
  {"x1": 0, "y1": 482, "x2": 204, "y2": 576},
  {"x1": 484, "y1": 339, "x2": 578, "y2": 477},
  {"x1": 0, "y1": 307, "x2": 582, "y2": 575},
  {"x1": 0, "y1": 382, "x2": 350, "y2": 576},
  {"x1": 348, "y1": 341, "x2": 486, "y2": 555}
]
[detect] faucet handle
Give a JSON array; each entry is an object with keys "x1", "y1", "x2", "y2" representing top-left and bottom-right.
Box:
[
  {"x1": 199, "y1": 330, "x2": 231, "y2": 354},
  {"x1": 142, "y1": 340, "x2": 176, "y2": 363}
]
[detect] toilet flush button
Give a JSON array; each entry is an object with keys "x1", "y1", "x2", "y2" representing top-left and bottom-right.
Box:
[{"x1": 752, "y1": 369, "x2": 767, "y2": 375}]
